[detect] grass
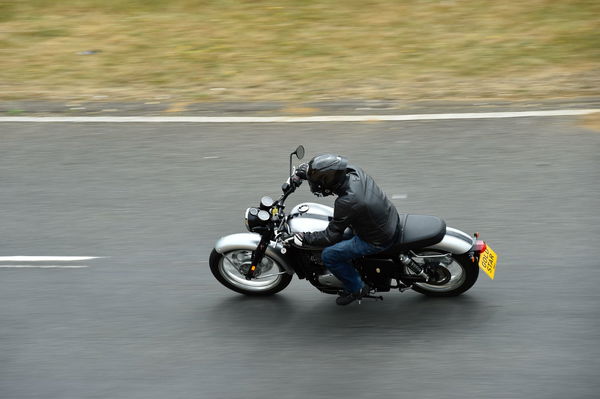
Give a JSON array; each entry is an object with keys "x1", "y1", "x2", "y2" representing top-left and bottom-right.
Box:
[
  {"x1": 580, "y1": 112, "x2": 600, "y2": 132},
  {"x1": 0, "y1": 0, "x2": 598, "y2": 102}
]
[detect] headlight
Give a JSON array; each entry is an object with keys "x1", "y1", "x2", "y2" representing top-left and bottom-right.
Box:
[{"x1": 244, "y1": 208, "x2": 253, "y2": 231}]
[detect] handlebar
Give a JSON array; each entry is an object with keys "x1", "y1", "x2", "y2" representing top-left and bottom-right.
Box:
[{"x1": 275, "y1": 174, "x2": 303, "y2": 207}]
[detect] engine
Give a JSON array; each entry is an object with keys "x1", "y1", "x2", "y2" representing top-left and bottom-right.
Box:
[{"x1": 359, "y1": 258, "x2": 397, "y2": 292}]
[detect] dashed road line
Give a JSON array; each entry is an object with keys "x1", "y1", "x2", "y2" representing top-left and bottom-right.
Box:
[
  {"x1": 0, "y1": 265, "x2": 88, "y2": 269},
  {"x1": 0, "y1": 256, "x2": 102, "y2": 261},
  {"x1": 0, "y1": 256, "x2": 103, "y2": 269}
]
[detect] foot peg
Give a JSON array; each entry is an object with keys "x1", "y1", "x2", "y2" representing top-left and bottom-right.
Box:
[{"x1": 337, "y1": 286, "x2": 383, "y2": 305}]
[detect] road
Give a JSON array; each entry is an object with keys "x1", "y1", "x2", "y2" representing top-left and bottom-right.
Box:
[{"x1": 1, "y1": 114, "x2": 599, "y2": 399}]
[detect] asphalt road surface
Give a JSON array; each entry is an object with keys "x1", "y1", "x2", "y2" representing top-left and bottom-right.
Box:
[{"x1": 1, "y1": 114, "x2": 599, "y2": 399}]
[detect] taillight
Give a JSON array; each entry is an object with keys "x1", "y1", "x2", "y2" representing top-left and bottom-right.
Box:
[{"x1": 474, "y1": 240, "x2": 487, "y2": 253}]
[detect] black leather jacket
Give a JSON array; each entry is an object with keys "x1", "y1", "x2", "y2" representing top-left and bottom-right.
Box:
[{"x1": 303, "y1": 166, "x2": 400, "y2": 247}]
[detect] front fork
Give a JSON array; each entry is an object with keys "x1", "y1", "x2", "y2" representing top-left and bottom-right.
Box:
[{"x1": 245, "y1": 234, "x2": 271, "y2": 280}]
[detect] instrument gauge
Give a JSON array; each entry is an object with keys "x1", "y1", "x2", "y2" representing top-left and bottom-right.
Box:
[{"x1": 257, "y1": 210, "x2": 270, "y2": 222}]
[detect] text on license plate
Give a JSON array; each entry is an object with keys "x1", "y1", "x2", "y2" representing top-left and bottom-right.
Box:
[{"x1": 478, "y1": 246, "x2": 497, "y2": 280}]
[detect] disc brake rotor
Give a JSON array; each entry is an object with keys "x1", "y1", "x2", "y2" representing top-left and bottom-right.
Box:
[
  {"x1": 226, "y1": 251, "x2": 273, "y2": 278},
  {"x1": 427, "y1": 266, "x2": 451, "y2": 285}
]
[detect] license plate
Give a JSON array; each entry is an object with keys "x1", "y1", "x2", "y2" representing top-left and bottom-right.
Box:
[{"x1": 478, "y1": 246, "x2": 497, "y2": 280}]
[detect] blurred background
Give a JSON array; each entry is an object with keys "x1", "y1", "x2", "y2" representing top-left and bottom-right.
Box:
[{"x1": 0, "y1": 0, "x2": 598, "y2": 103}]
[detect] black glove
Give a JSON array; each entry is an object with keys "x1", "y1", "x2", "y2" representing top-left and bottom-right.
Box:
[
  {"x1": 295, "y1": 163, "x2": 309, "y2": 180},
  {"x1": 291, "y1": 175, "x2": 303, "y2": 188}
]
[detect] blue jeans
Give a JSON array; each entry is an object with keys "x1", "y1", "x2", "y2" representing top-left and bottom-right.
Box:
[{"x1": 321, "y1": 236, "x2": 391, "y2": 293}]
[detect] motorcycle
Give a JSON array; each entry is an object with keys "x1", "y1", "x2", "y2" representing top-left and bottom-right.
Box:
[{"x1": 209, "y1": 146, "x2": 497, "y2": 300}]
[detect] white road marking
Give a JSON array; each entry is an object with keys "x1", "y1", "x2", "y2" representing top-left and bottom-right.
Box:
[
  {"x1": 392, "y1": 194, "x2": 408, "y2": 199},
  {"x1": 0, "y1": 109, "x2": 597, "y2": 123},
  {"x1": 0, "y1": 265, "x2": 88, "y2": 269},
  {"x1": 0, "y1": 256, "x2": 101, "y2": 261}
]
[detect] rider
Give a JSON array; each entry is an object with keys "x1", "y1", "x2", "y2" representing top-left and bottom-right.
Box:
[{"x1": 291, "y1": 154, "x2": 401, "y2": 305}]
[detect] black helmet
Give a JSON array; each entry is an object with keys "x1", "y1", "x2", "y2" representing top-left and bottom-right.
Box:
[{"x1": 307, "y1": 154, "x2": 348, "y2": 196}]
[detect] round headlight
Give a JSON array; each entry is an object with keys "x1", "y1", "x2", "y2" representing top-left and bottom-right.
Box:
[
  {"x1": 244, "y1": 208, "x2": 251, "y2": 231},
  {"x1": 245, "y1": 207, "x2": 259, "y2": 231}
]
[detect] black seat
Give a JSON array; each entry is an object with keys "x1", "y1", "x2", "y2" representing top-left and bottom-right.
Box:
[{"x1": 374, "y1": 214, "x2": 446, "y2": 256}]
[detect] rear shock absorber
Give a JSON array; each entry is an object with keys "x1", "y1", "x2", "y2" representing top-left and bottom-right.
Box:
[{"x1": 398, "y1": 254, "x2": 430, "y2": 282}]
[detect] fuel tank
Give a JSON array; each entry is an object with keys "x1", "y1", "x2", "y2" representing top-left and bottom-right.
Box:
[{"x1": 288, "y1": 202, "x2": 333, "y2": 234}]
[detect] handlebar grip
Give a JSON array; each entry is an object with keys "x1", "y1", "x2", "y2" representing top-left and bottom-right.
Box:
[{"x1": 291, "y1": 175, "x2": 303, "y2": 188}]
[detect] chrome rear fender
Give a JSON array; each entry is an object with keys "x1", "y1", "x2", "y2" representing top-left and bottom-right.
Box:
[
  {"x1": 214, "y1": 233, "x2": 295, "y2": 274},
  {"x1": 426, "y1": 227, "x2": 475, "y2": 254}
]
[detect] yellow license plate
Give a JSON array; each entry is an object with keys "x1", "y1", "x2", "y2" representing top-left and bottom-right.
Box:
[{"x1": 478, "y1": 246, "x2": 497, "y2": 280}]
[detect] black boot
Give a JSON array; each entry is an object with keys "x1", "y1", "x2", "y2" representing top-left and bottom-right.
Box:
[{"x1": 336, "y1": 285, "x2": 370, "y2": 306}]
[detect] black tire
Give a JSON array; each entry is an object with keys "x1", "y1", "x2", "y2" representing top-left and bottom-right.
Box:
[
  {"x1": 408, "y1": 253, "x2": 479, "y2": 297},
  {"x1": 209, "y1": 249, "x2": 293, "y2": 296}
]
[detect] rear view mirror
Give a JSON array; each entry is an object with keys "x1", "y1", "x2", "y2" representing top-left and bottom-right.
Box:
[{"x1": 289, "y1": 145, "x2": 306, "y2": 176}]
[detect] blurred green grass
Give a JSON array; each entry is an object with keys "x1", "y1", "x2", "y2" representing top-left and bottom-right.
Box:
[{"x1": 0, "y1": 0, "x2": 598, "y2": 101}]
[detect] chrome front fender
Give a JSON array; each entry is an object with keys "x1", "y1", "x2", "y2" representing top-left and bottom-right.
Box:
[
  {"x1": 426, "y1": 227, "x2": 475, "y2": 254},
  {"x1": 214, "y1": 233, "x2": 295, "y2": 275}
]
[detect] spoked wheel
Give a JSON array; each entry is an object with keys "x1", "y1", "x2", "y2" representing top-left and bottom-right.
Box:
[
  {"x1": 209, "y1": 249, "x2": 293, "y2": 296},
  {"x1": 405, "y1": 250, "x2": 479, "y2": 297}
]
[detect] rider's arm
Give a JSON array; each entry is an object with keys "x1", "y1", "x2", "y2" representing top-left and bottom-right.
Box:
[{"x1": 303, "y1": 195, "x2": 354, "y2": 247}]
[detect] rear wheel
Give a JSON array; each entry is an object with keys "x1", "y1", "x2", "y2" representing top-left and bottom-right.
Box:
[
  {"x1": 209, "y1": 249, "x2": 293, "y2": 296},
  {"x1": 405, "y1": 250, "x2": 479, "y2": 297}
]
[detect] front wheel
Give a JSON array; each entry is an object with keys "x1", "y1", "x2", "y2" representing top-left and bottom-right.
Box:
[
  {"x1": 209, "y1": 249, "x2": 293, "y2": 296},
  {"x1": 405, "y1": 250, "x2": 479, "y2": 297}
]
